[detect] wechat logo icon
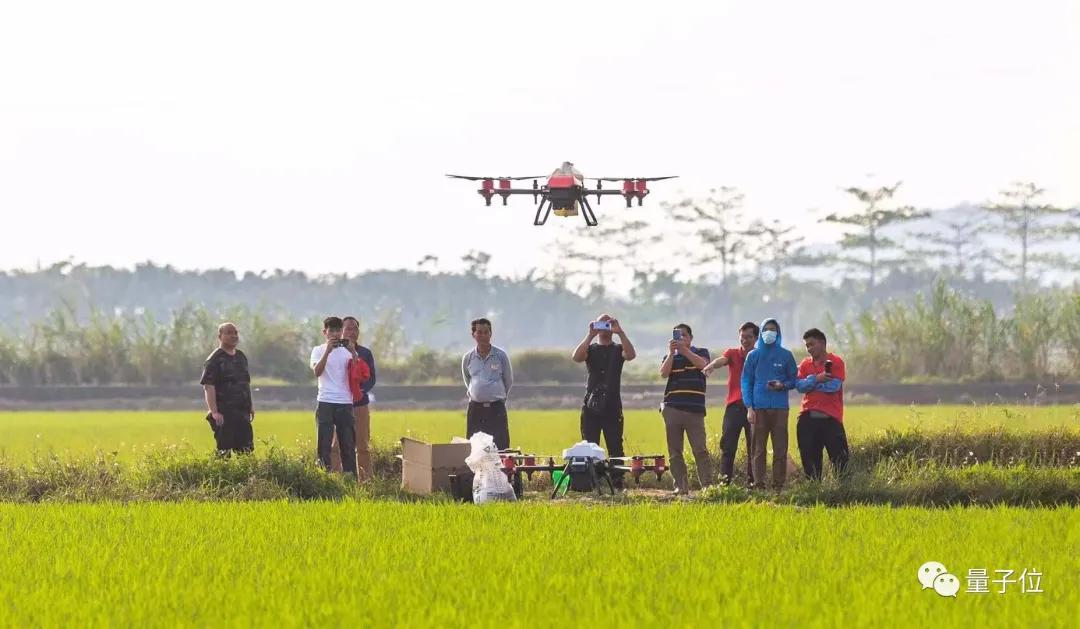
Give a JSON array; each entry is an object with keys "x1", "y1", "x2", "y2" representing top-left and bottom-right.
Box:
[{"x1": 918, "y1": 561, "x2": 959, "y2": 598}]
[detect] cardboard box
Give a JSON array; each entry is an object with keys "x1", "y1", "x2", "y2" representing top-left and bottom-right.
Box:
[{"x1": 400, "y1": 437, "x2": 472, "y2": 495}]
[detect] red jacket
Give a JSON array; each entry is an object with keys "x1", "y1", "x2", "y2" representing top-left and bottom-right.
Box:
[
  {"x1": 797, "y1": 353, "x2": 845, "y2": 422},
  {"x1": 348, "y1": 358, "x2": 371, "y2": 403}
]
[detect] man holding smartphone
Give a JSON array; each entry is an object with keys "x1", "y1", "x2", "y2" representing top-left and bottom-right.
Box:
[
  {"x1": 741, "y1": 318, "x2": 798, "y2": 490},
  {"x1": 572, "y1": 313, "x2": 637, "y2": 488},
  {"x1": 310, "y1": 316, "x2": 358, "y2": 478},
  {"x1": 659, "y1": 323, "x2": 713, "y2": 495},
  {"x1": 329, "y1": 315, "x2": 377, "y2": 481},
  {"x1": 795, "y1": 328, "x2": 849, "y2": 480}
]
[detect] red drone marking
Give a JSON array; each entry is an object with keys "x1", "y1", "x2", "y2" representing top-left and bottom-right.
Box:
[{"x1": 446, "y1": 162, "x2": 677, "y2": 227}]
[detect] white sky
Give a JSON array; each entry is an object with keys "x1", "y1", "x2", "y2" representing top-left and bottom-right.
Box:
[{"x1": 1, "y1": 0, "x2": 1077, "y2": 278}]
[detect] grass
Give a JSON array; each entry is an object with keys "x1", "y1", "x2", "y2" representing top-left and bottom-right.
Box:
[
  {"x1": 1, "y1": 404, "x2": 1078, "y2": 461},
  {"x1": 0, "y1": 501, "x2": 1075, "y2": 627}
]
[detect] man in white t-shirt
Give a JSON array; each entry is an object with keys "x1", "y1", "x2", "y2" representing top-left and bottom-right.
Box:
[{"x1": 310, "y1": 316, "x2": 358, "y2": 478}]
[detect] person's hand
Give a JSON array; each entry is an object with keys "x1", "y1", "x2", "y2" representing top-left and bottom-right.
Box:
[
  {"x1": 609, "y1": 319, "x2": 623, "y2": 335},
  {"x1": 587, "y1": 323, "x2": 600, "y2": 338},
  {"x1": 817, "y1": 373, "x2": 833, "y2": 383},
  {"x1": 211, "y1": 411, "x2": 224, "y2": 427},
  {"x1": 325, "y1": 338, "x2": 338, "y2": 353},
  {"x1": 677, "y1": 337, "x2": 691, "y2": 354},
  {"x1": 702, "y1": 365, "x2": 714, "y2": 377},
  {"x1": 249, "y1": 410, "x2": 256, "y2": 423},
  {"x1": 667, "y1": 339, "x2": 678, "y2": 356},
  {"x1": 747, "y1": 408, "x2": 757, "y2": 425}
]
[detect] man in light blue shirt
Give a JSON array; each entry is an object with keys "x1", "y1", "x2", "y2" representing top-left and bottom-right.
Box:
[{"x1": 461, "y1": 317, "x2": 514, "y2": 449}]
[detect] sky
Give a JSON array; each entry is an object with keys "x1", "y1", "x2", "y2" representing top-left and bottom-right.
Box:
[{"x1": 1, "y1": 0, "x2": 1077, "y2": 278}]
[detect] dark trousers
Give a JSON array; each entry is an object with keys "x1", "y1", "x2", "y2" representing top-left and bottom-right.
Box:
[
  {"x1": 719, "y1": 401, "x2": 754, "y2": 485},
  {"x1": 206, "y1": 411, "x2": 254, "y2": 455},
  {"x1": 580, "y1": 406, "x2": 625, "y2": 486},
  {"x1": 466, "y1": 400, "x2": 510, "y2": 450},
  {"x1": 796, "y1": 412, "x2": 850, "y2": 480},
  {"x1": 316, "y1": 402, "x2": 357, "y2": 477}
]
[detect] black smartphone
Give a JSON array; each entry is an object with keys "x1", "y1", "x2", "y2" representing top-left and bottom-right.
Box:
[{"x1": 824, "y1": 359, "x2": 833, "y2": 375}]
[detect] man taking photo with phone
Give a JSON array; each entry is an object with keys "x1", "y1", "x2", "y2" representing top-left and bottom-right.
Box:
[
  {"x1": 572, "y1": 313, "x2": 637, "y2": 488},
  {"x1": 310, "y1": 316, "x2": 358, "y2": 478},
  {"x1": 659, "y1": 323, "x2": 713, "y2": 495},
  {"x1": 795, "y1": 328, "x2": 849, "y2": 480}
]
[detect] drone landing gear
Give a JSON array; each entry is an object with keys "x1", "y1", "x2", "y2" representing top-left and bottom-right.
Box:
[
  {"x1": 549, "y1": 457, "x2": 615, "y2": 499},
  {"x1": 533, "y1": 198, "x2": 552, "y2": 226},
  {"x1": 532, "y1": 196, "x2": 598, "y2": 227},
  {"x1": 578, "y1": 195, "x2": 598, "y2": 227}
]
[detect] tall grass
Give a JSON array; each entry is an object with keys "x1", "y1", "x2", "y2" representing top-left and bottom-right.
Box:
[
  {"x1": 835, "y1": 281, "x2": 1080, "y2": 381},
  {"x1": 2, "y1": 426, "x2": 1077, "y2": 506}
]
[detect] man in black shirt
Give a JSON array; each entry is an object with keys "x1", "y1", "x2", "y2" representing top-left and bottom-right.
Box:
[
  {"x1": 572, "y1": 314, "x2": 637, "y2": 487},
  {"x1": 199, "y1": 322, "x2": 254, "y2": 455}
]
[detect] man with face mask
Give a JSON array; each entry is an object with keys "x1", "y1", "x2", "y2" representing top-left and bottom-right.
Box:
[{"x1": 741, "y1": 318, "x2": 798, "y2": 490}]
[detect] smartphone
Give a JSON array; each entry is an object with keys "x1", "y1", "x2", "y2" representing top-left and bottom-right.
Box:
[
  {"x1": 672, "y1": 329, "x2": 682, "y2": 341},
  {"x1": 592, "y1": 321, "x2": 612, "y2": 331},
  {"x1": 824, "y1": 359, "x2": 833, "y2": 375}
]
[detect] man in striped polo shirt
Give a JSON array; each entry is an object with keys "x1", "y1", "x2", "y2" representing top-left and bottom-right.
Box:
[
  {"x1": 659, "y1": 323, "x2": 714, "y2": 494},
  {"x1": 461, "y1": 317, "x2": 514, "y2": 450}
]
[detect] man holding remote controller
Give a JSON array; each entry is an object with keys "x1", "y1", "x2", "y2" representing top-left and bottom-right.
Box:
[
  {"x1": 795, "y1": 328, "x2": 849, "y2": 481},
  {"x1": 741, "y1": 318, "x2": 797, "y2": 491},
  {"x1": 572, "y1": 313, "x2": 637, "y2": 489}
]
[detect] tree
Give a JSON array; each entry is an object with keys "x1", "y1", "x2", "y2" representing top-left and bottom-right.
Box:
[
  {"x1": 981, "y1": 182, "x2": 1073, "y2": 286},
  {"x1": 908, "y1": 211, "x2": 991, "y2": 278},
  {"x1": 460, "y1": 250, "x2": 492, "y2": 279},
  {"x1": 416, "y1": 255, "x2": 439, "y2": 271},
  {"x1": 743, "y1": 218, "x2": 822, "y2": 283},
  {"x1": 662, "y1": 187, "x2": 747, "y2": 284},
  {"x1": 546, "y1": 208, "x2": 660, "y2": 299},
  {"x1": 822, "y1": 182, "x2": 928, "y2": 287}
]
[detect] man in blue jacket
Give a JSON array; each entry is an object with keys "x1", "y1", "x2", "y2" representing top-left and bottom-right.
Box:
[{"x1": 741, "y1": 318, "x2": 798, "y2": 490}]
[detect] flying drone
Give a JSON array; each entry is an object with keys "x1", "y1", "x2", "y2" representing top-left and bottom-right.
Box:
[{"x1": 447, "y1": 161, "x2": 677, "y2": 227}]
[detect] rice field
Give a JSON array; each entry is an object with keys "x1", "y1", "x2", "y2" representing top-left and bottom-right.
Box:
[
  {"x1": 0, "y1": 501, "x2": 1075, "y2": 627},
  {"x1": 1, "y1": 404, "x2": 1077, "y2": 460},
  {"x1": 1, "y1": 406, "x2": 1077, "y2": 626}
]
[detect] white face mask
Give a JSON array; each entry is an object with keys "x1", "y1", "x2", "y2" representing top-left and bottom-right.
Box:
[{"x1": 761, "y1": 330, "x2": 778, "y2": 345}]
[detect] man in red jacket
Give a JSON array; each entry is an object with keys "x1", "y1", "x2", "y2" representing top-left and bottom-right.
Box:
[
  {"x1": 794, "y1": 328, "x2": 849, "y2": 480},
  {"x1": 703, "y1": 321, "x2": 759, "y2": 486}
]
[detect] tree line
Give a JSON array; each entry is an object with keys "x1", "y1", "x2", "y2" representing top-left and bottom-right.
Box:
[{"x1": 1, "y1": 282, "x2": 1077, "y2": 386}]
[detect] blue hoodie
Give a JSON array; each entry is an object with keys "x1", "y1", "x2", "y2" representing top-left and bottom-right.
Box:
[{"x1": 741, "y1": 318, "x2": 798, "y2": 410}]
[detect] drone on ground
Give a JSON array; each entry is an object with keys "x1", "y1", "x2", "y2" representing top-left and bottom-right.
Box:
[
  {"x1": 447, "y1": 161, "x2": 677, "y2": 227},
  {"x1": 503, "y1": 451, "x2": 668, "y2": 499}
]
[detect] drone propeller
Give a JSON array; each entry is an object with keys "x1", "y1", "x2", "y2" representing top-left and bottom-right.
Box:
[
  {"x1": 586, "y1": 176, "x2": 679, "y2": 182},
  {"x1": 446, "y1": 174, "x2": 542, "y2": 181}
]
